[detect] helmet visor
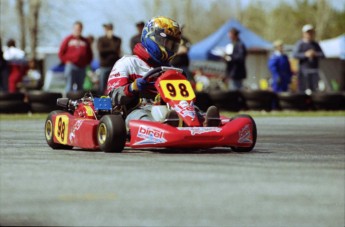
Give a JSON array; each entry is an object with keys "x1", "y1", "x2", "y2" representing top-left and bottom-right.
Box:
[{"x1": 155, "y1": 33, "x2": 180, "y2": 53}]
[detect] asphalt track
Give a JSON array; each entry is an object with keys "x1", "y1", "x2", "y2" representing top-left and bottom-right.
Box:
[{"x1": 0, "y1": 116, "x2": 344, "y2": 227}]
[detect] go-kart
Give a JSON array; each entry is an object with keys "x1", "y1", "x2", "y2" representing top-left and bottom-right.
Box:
[{"x1": 44, "y1": 67, "x2": 257, "y2": 152}]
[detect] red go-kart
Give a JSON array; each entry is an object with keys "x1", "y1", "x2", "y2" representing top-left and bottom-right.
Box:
[{"x1": 44, "y1": 67, "x2": 257, "y2": 152}]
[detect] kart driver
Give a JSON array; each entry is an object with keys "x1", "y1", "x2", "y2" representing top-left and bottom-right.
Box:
[{"x1": 106, "y1": 16, "x2": 220, "y2": 127}]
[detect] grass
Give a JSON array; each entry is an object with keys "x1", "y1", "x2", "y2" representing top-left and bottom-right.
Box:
[{"x1": 0, "y1": 110, "x2": 344, "y2": 121}]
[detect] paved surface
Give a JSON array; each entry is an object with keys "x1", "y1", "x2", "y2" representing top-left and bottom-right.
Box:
[{"x1": 0, "y1": 116, "x2": 344, "y2": 226}]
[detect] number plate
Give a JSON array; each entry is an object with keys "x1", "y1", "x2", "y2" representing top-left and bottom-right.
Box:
[
  {"x1": 54, "y1": 115, "x2": 69, "y2": 144},
  {"x1": 159, "y1": 80, "x2": 195, "y2": 101}
]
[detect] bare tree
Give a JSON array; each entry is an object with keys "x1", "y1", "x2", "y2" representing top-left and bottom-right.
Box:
[
  {"x1": 15, "y1": 0, "x2": 26, "y2": 50},
  {"x1": 315, "y1": 0, "x2": 333, "y2": 40},
  {"x1": 29, "y1": 0, "x2": 41, "y2": 60}
]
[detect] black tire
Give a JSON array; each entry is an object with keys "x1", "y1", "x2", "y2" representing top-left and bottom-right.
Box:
[
  {"x1": 209, "y1": 91, "x2": 245, "y2": 112},
  {"x1": 45, "y1": 110, "x2": 73, "y2": 150},
  {"x1": 0, "y1": 92, "x2": 25, "y2": 101},
  {"x1": 195, "y1": 92, "x2": 214, "y2": 112},
  {"x1": 277, "y1": 92, "x2": 313, "y2": 111},
  {"x1": 27, "y1": 91, "x2": 62, "y2": 103},
  {"x1": 66, "y1": 91, "x2": 85, "y2": 100},
  {"x1": 30, "y1": 102, "x2": 60, "y2": 113},
  {"x1": 97, "y1": 115, "x2": 126, "y2": 153},
  {"x1": 0, "y1": 101, "x2": 30, "y2": 113},
  {"x1": 230, "y1": 114, "x2": 257, "y2": 152},
  {"x1": 241, "y1": 90, "x2": 276, "y2": 111},
  {"x1": 311, "y1": 92, "x2": 345, "y2": 110}
]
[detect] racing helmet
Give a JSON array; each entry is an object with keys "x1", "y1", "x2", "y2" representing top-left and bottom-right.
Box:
[{"x1": 141, "y1": 16, "x2": 182, "y2": 64}]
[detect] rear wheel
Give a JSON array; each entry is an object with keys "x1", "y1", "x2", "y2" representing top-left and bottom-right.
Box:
[
  {"x1": 230, "y1": 114, "x2": 257, "y2": 152},
  {"x1": 45, "y1": 110, "x2": 73, "y2": 149},
  {"x1": 97, "y1": 115, "x2": 126, "y2": 153}
]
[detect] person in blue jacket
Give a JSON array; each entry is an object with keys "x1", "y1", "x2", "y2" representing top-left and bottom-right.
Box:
[{"x1": 268, "y1": 40, "x2": 292, "y2": 93}]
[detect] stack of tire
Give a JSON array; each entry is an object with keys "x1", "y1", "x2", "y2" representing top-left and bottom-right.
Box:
[
  {"x1": 0, "y1": 92, "x2": 30, "y2": 113},
  {"x1": 277, "y1": 92, "x2": 313, "y2": 111},
  {"x1": 27, "y1": 91, "x2": 62, "y2": 113},
  {"x1": 195, "y1": 92, "x2": 214, "y2": 112},
  {"x1": 66, "y1": 90, "x2": 99, "y2": 100},
  {"x1": 209, "y1": 91, "x2": 245, "y2": 112},
  {"x1": 66, "y1": 91, "x2": 86, "y2": 100},
  {"x1": 311, "y1": 92, "x2": 345, "y2": 110},
  {"x1": 240, "y1": 90, "x2": 277, "y2": 112}
]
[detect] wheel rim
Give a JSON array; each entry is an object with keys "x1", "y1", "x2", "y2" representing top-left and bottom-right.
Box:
[
  {"x1": 45, "y1": 120, "x2": 53, "y2": 140},
  {"x1": 98, "y1": 123, "x2": 107, "y2": 145}
]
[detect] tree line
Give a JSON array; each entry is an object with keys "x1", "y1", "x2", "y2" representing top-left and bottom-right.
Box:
[{"x1": 1, "y1": 0, "x2": 344, "y2": 59}]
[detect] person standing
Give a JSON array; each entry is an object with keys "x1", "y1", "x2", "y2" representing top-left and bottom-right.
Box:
[
  {"x1": 292, "y1": 24, "x2": 325, "y2": 93},
  {"x1": 58, "y1": 21, "x2": 93, "y2": 93},
  {"x1": 224, "y1": 28, "x2": 247, "y2": 90},
  {"x1": 0, "y1": 37, "x2": 9, "y2": 92},
  {"x1": 170, "y1": 44, "x2": 193, "y2": 82},
  {"x1": 130, "y1": 21, "x2": 145, "y2": 54},
  {"x1": 268, "y1": 40, "x2": 292, "y2": 93},
  {"x1": 3, "y1": 39, "x2": 27, "y2": 93},
  {"x1": 97, "y1": 23, "x2": 122, "y2": 95}
]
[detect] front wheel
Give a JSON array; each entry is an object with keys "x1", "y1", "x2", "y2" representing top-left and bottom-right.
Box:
[
  {"x1": 97, "y1": 115, "x2": 126, "y2": 153},
  {"x1": 45, "y1": 110, "x2": 73, "y2": 150},
  {"x1": 230, "y1": 114, "x2": 257, "y2": 152}
]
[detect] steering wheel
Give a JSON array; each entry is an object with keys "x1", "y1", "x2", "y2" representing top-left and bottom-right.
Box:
[{"x1": 142, "y1": 66, "x2": 183, "y2": 81}]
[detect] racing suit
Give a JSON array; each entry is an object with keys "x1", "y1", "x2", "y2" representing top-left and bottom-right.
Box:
[{"x1": 106, "y1": 43, "x2": 166, "y2": 126}]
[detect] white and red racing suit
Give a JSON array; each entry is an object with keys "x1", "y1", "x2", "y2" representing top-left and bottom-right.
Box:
[{"x1": 106, "y1": 43, "x2": 165, "y2": 125}]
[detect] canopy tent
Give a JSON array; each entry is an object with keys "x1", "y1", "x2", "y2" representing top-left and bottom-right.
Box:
[
  {"x1": 188, "y1": 19, "x2": 272, "y2": 61},
  {"x1": 318, "y1": 34, "x2": 345, "y2": 91},
  {"x1": 319, "y1": 34, "x2": 345, "y2": 59}
]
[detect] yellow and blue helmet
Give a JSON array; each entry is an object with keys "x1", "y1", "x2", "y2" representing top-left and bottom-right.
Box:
[{"x1": 141, "y1": 16, "x2": 182, "y2": 64}]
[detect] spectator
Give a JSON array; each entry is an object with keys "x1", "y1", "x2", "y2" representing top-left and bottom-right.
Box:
[
  {"x1": 3, "y1": 39, "x2": 28, "y2": 93},
  {"x1": 22, "y1": 59, "x2": 41, "y2": 87},
  {"x1": 224, "y1": 28, "x2": 247, "y2": 90},
  {"x1": 130, "y1": 21, "x2": 145, "y2": 54},
  {"x1": 0, "y1": 37, "x2": 9, "y2": 92},
  {"x1": 268, "y1": 40, "x2": 292, "y2": 93},
  {"x1": 83, "y1": 35, "x2": 96, "y2": 91},
  {"x1": 193, "y1": 68, "x2": 210, "y2": 92},
  {"x1": 180, "y1": 25, "x2": 192, "y2": 50},
  {"x1": 293, "y1": 24, "x2": 325, "y2": 93},
  {"x1": 58, "y1": 21, "x2": 93, "y2": 93},
  {"x1": 97, "y1": 23, "x2": 122, "y2": 95},
  {"x1": 170, "y1": 44, "x2": 193, "y2": 82}
]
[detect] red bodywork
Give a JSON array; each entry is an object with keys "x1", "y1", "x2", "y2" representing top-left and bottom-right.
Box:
[
  {"x1": 49, "y1": 69, "x2": 256, "y2": 151},
  {"x1": 128, "y1": 118, "x2": 254, "y2": 148}
]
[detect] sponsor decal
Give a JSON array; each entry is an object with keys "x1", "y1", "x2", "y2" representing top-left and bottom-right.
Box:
[
  {"x1": 134, "y1": 126, "x2": 167, "y2": 145},
  {"x1": 110, "y1": 72, "x2": 121, "y2": 77},
  {"x1": 107, "y1": 81, "x2": 120, "y2": 91},
  {"x1": 238, "y1": 124, "x2": 252, "y2": 143},
  {"x1": 173, "y1": 100, "x2": 195, "y2": 118},
  {"x1": 69, "y1": 120, "x2": 83, "y2": 143},
  {"x1": 178, "y1": 127, "x2": 221, "y2": 135}
]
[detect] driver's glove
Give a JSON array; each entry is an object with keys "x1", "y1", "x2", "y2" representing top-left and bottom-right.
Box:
[{"x1": 129, "y1": 78, "x2": 149, "y2": 92}]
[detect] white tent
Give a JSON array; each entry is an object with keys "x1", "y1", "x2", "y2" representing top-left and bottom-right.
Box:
[
  {"x1": 319, "y1": 34, "x2": 345, "y2": 91},
  {"x1": 319, "y1": 34, "x2": 345, "y2": 59}
]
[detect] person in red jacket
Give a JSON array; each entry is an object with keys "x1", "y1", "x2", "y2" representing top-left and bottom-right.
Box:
[{"x1": 58, "y1": 21, "x2": 93, "y2": 93}]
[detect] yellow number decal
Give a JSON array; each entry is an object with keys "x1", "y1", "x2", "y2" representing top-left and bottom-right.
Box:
[
  {"x1": 160, "y1": 80, "x2": 195, "y2": 101},
  {"x1": 54, "y1": 115, "x2": 69, "y2": 144}
]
